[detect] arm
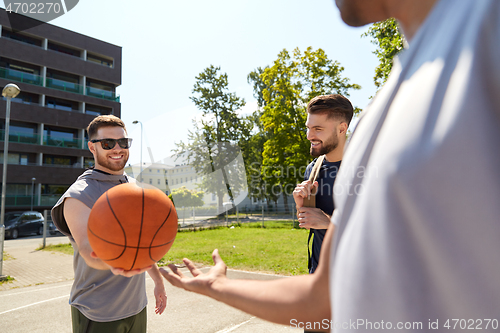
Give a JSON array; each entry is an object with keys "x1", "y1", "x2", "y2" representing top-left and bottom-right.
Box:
[
  {"x1": 64, "y1": 197, "x2": 109, "y2": 270},
  {"x1": 64, "y1": 197, "x2": 151, "y2": 276},
  {"x1": 147, "y1": 264, "x2": 167, "y2": 315},
  {"x1": 161, "y1": 224, "x2": 335, "y2": 326}
]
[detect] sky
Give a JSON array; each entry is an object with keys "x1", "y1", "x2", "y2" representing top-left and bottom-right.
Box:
[{"x1": 1, "y1": 0, "x2": 379, "y2": 166}]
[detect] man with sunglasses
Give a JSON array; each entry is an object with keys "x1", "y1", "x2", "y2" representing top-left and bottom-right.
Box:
[{"x1": 51, "y1": 115, "x2": 166, "y2": 333}]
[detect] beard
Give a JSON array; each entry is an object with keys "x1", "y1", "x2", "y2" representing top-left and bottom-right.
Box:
[
  {"x1": 310, "y1": 134, "x2": 339, "y2": 157},
  {"x1": 94, "y1": 149, "x2": 129, "y2": 172}
]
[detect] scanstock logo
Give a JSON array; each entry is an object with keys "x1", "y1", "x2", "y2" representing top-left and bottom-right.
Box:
[{"x1": 4, "y1": 1, "x2": 79, "y2": 31}]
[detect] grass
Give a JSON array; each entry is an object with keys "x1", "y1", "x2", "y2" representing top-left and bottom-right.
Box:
[
  {"x1": 0, "y1": 275, "x2": 15, "y2": 284},
  {"x1": 3, "y1": 251, "x2": 14, "y2": 261},
  {"x1": 37, "y1": 243, "x2": 74, "y2": 255},
  {"x1": 39, "y1": 221, "x2": 311, "y2": 275},
  {"x1": 161, "y1": 221, "x2": 309, "y2": 275}
]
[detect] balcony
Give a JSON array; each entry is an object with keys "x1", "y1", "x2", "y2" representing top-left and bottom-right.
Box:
[
  {"x1": 5, "y1": 195, "x2": 34, "y2": 207},
  {"x1": 0, "y1": 130, "x2": 40, "y2": 145},
  {"x1": 86, "y1": 86, "x2": 120, "y2": 102},
  {"x1": 0, "y1": 66, "x2": 120, "y2": 102},
  {"x1": 40, "y1": 194, "x2": 61, "y2": 207},
  {"x1": 0, "y1": 67, "x2": 43, "y2": 86},
  {"x1": 0, "y1": 130, "x2": 85, "y2": 149},
  {"x1": 3, "y1": 194, "x2": 61, "y2": 207},
  {"x1": 43, "y1": 136, "x2": 83, "y2": 149},
  {"x1": 45, "y1": 78, "x2": 83, "y2": 94}
]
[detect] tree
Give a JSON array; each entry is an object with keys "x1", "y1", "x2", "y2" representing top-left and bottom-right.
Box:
[
  {"x1": 248, "y1": 47, "x2": 361, "y2": 211},
  {"x1": 175, "y1": 65, "x2": 251, "y2": 214},
  {"x1": 362, "y1": 18, "x2": 405, "y2": 89},
  {"x1": 169, "y1": 186, "x2": 204, "y2": 208}
]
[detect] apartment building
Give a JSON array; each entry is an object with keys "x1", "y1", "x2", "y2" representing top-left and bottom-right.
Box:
[{"x1": 0, "y1": 9, "x2": 121, "y2": 211}]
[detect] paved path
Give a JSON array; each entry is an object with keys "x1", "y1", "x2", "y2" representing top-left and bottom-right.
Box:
[{"x1": 1, "y1": 235, "x2": 297, "y2": 332}]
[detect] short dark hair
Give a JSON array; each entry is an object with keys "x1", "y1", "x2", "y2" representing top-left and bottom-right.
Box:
[
  {"x1": 87, "y1": 115, "x2": 127, "y2": 139},
  {"x1": 307, "y1": 94, "x2": 354, "y2": 125}
]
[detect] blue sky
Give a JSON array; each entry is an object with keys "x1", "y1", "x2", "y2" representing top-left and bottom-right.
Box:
[{"x1": 1, "y1": 0, "x2": 379, "y2": 166}]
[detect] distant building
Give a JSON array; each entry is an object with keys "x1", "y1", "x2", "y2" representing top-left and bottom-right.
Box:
[
  {"x1": 124, "y1": 161, "x2": 221, "y2": 207},
  {"x1": 0, "y1": 9, "x2": 121, "y2": 211}
]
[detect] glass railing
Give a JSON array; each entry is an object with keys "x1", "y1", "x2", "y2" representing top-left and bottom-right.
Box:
[
  {"x1": 40, "y1": 194, "x2": 62, "y2": 206},
  {"x1": 5, "y1": 195, "x2": 35, "y2": 207},
  {"x1": 42, "y1": 163, "x2": 83, "y2": 168},
  {"x1": 2, "y1": 195, "x2": 61, "y2": 207},
  {"x1": 0, "y1": 67, "x2": 120, "y2": 102},
  {"x1": 86, "y1": 86, "x2": 120, "y2": 102},
  {"x1": 45, "y1": 78, "x2": 83, "y2": 94},
  {"x1": 0, "y1": 67, "x2": 43, "y2": 86},
  {"x1": 0, "y1": 130, "x2": 41, "y2": 145},
  {"x1": 43, "y1": 136, "x2": 83, "y2": 149}
]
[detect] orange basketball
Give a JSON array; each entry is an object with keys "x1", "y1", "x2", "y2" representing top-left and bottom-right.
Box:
[{"x1": 87, "y1": 182, "x2": 177, "y2": 270}]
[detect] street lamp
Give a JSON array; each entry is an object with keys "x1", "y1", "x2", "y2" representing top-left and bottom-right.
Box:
[
  {"x1": 132, "y1": 120, "x2": 143, "y2": 182},
  {"x1": 1, "y1": 83, "x2": 21, "y2": 278},
  {"x1": 30, "y1": 177, "x2": 36, "y2": 211}
]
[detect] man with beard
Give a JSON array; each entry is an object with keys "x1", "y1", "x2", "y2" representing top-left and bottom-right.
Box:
[
  {"x1": 293, "y1": 94, "x2": 353, "y2": 274},
  {"x1": 51, "y1": 115, "x2": 166, "y2": 333}
]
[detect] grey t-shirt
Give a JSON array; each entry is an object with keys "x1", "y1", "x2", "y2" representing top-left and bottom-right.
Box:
[
  {"x1": 51, "y1": 169, "x2": 147, "y2": 322},
  {"x1": 330, "y1": 0, "x2": 500, "y2": 330}
]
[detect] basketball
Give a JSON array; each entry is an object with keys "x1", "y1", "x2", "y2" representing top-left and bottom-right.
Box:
[{"x1": 87, "y1": 182, "x2": 178, "y2": 271}]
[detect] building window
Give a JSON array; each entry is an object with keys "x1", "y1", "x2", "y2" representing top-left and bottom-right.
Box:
[
  {"x1": 149, "y1": 179, "x2": 152, "y2": 184},
  {"x1": 85, "y1": 104, "x2": 112, "y2": 116},
  {"x1": 1, "y1": 29, "x2": 42, "y2": 47},
  {"x1": 87, "y1": 53, "x2": 113, "y2": 68},
  {"x1": 0, "y1": 152, "x2": 36, "y2": 165},
  {"x1": 46, "y1": 96, "x2": 79, "y2": 112},
  {"x1": 7, "y1": 91, "x2": 39, "y2": 105},
  {"x1": 84, "y1": 158, "x2": 94, "y2": 168},
  {"x1": 212, "y1": 193, "x2": 216, "y2": 201},
  {"x1": 43, "y1": 154, "x2": 77, "y2": 167},
  {"x1": 48, "y1": 41, "x2": 81, "y2": 57},
  {"x1": 157, "y1": 179, "x2": 160, "y2": 185}
]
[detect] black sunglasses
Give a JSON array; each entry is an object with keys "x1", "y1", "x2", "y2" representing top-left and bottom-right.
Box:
[{"x1": 90, "y1": 138, "x2": 133, "y2": 150}]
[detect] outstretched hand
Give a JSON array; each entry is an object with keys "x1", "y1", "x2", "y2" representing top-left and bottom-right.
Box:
[{"x1": 160, "y1": 249, "x2": 227, "y2": 297}]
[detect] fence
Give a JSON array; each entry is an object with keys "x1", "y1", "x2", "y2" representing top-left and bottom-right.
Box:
[{"x1": 175, "y1": 203, "x2": 299, "y2": 230}]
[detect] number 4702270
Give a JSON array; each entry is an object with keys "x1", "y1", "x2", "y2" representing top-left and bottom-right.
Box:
[
  {"x1": 443, "y1": 319, "x2": 498, "y2": 330},
  {"x1": 5, "y1": 2, "x2": 63, "y2": 14}
]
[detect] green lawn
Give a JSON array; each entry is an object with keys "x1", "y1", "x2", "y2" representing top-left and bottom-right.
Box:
[{"x1": 40, "y1": 221, "x2": 311, "y2": 275}]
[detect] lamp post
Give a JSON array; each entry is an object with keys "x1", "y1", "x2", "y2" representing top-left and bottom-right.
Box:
[
  {"x1": 30, "y1": 177, "x2": 36, "y2": 211},
  {"x1": 132, "y1": 120, "x2": 143, "y2": 182},
  {"x1": 1, "y1": 83, "x2": 21, "y2": 278}
]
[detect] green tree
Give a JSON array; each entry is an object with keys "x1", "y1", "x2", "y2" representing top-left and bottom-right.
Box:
[
  {"x1": 248, "y1": 47, "x2": 361, "y2": 211},
  {"x1": 175, "y1": 65, "x2": 251, "y2": 213},
  {"x1": 169, "y1": 186, "x2": 204, "y2": 208},
  {"x1": 362, "y1": 18, "x2": 405, "y2": 89}
]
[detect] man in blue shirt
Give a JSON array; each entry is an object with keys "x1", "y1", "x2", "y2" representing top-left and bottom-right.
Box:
[{"x1": 293, "y1": 94, "x2": 354, "y2": 273}]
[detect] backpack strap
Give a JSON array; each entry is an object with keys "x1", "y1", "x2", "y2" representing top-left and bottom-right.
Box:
[
  {"x1": 304, "y1": 155, "x2": 325, "y2": 273},
  {"x1": 303, "y1": 155, "x2": 325, "y2": 207},
  {"x1": 307, "y1": 229, "x2": 313, "y2": 272}
]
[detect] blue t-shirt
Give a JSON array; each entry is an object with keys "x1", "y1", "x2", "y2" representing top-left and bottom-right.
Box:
[{"x1": 304, "y1": 158, "x2": 341, "y2": 273}]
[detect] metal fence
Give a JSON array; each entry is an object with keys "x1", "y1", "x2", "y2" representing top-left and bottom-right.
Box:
[{"x1": 175, "y1": 204, "x2": 299, "y2": 230}]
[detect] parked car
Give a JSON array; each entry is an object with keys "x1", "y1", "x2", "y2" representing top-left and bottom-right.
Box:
[
  {"x1": 47, "y1": 220, "x2": 63, "y2": 236},
  {"x1": 4, "y1": 211, "x2": 48, "y2": 239}
]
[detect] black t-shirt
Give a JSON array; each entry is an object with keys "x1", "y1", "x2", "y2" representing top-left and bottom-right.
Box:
[{"x1": 303, "y1": 158, "x2": 341, "y2": 273}]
